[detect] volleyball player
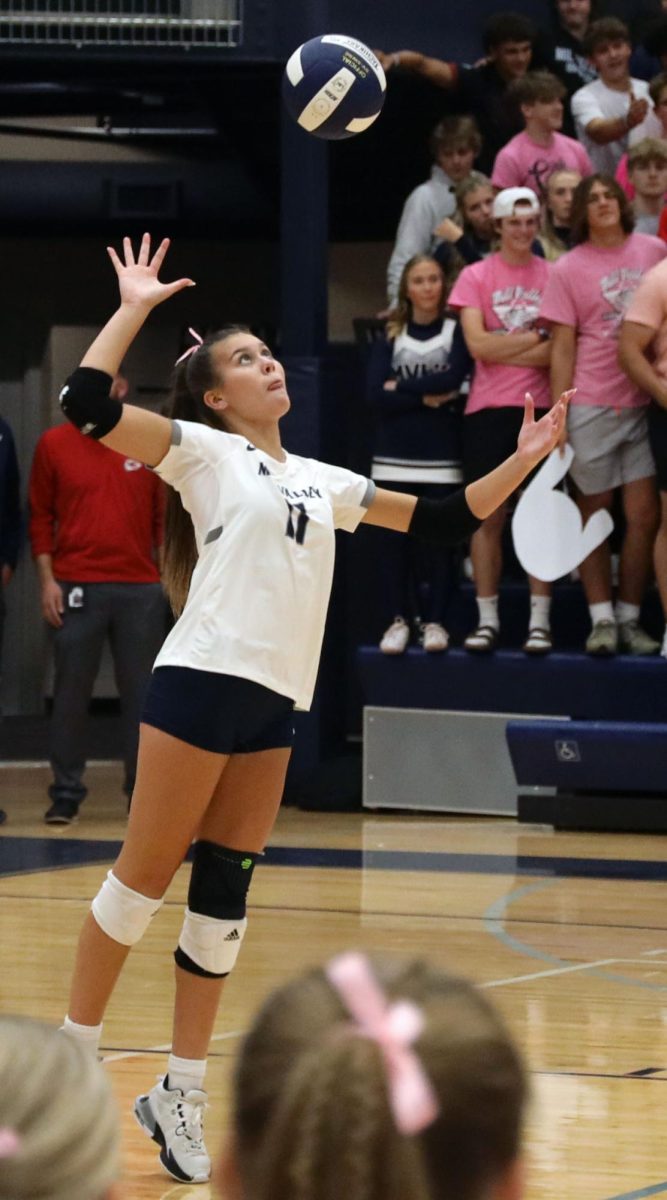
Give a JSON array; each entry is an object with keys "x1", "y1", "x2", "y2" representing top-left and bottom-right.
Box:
[{"x1": 57, "y1": 233, "x2": 569, "y2": 1183}]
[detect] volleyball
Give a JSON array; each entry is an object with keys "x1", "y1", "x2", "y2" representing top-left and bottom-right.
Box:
[{"x1": 282, "y1": 34, "x2": 386, "y2": 140}]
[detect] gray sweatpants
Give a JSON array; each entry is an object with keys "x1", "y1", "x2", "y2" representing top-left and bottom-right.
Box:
[{"x1": 49, "y1": 581, "x2": 167, "y2": 803}]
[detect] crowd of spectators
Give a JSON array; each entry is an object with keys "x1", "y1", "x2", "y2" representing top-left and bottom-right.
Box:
[{"x1": 372, "y1": 7, "x2": 667, "y2": 660}]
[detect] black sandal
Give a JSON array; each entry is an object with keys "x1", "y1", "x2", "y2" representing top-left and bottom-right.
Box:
[
  {"x1": 463, "y1": 625, "x2": 499, "y2": 653},
  {"x1": 522, "y1": 627, "x2": 553, "y2": 655}
]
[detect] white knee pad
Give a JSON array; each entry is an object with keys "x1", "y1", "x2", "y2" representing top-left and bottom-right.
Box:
[
  {"x1": 177, "y1": 908, "x2": 247, "y2": 977},
  {"x1": 91, "y1": 870, "x2": 163, "y2": 946}
]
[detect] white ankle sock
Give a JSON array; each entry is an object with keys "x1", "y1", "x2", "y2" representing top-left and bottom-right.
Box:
[
  {"x1": 60, "y1": 1016, "x2": 103, "y2": 1055},
  {"x1": 166, "y1": 1054, "x2": 207, "y2": 1094},
  {"x1": 589, "y1": 601, "x2": 615, "y2": 626},
  {"x1": 615, "y1": 600, "x2": 640, "y2": 625},
  {"x1": 477, "y1": 595, "x2": 499, "y2": 629},
  {"x1": 529, "y1": 595, "x2": 551, "y2": 631}
]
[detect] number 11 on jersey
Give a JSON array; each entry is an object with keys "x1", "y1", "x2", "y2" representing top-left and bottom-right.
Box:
[{"x1": 285, "y1": 501, "x2": 309, "y2": 545}]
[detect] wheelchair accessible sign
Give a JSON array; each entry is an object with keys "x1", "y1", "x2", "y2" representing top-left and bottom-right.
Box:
[{"x1": 555, "y1": 740, "x2": 581, "y2": 763}]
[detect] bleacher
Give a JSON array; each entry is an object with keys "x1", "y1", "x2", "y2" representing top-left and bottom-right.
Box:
[{"x1": 357, "y1": 579, "x2": 667, "y2": 831}]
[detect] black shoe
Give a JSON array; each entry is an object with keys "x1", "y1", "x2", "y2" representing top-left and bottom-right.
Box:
[{"x1": 44, "y1": 798, "x2": 80, "y2": 825}]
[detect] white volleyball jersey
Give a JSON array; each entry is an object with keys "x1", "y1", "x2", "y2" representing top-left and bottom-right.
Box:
[{"x1": 153, "y1": 420, "x2": 375, "y2": 710}]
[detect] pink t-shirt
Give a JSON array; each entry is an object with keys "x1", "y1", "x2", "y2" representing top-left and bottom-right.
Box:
[
  {"x1": 448, "y1": 253, "x2": 551, "y2": 413},
  {"x1": 540, "y1": 233, "x2": 667, "y2": 408},
  {"x1": 492, "y1": 130, "x2": 593, "y2": 196},
  {"x1": 625, "y1": 256, "x2": 667, "y2": 385}
]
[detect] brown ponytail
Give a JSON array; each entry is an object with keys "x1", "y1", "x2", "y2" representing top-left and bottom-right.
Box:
[
  {"x1": 161, "y1": 325, "x2": 250, "y2": 614},
  {"x1": 232, "y1": 956, "x2": 527, "y2": 1200}
]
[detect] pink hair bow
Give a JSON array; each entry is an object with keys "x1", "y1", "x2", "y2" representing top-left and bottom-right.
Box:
[
  {"x1": 0, "y1": 1127, "x2": 20, "y2": 1158},
  {"x1": 175, "y1": 327, "x2": 204, "y2": 365},
  {"x1": 325, "y1": 951, "x2": 439, "y2": 1136}
]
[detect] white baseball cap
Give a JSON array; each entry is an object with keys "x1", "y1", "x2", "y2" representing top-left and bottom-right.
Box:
[{"x1": 492, "y1": 187, "x2": 540, "y2": 219}]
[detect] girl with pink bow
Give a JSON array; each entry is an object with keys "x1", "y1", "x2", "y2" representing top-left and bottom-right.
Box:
[{"x1": 218, "y1": 951, "x2": 527, "y2": 1200}]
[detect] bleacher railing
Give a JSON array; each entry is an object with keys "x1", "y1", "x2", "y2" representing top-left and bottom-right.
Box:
[{"x1": 0, "y1": 0, "x2": 242, "y2": 48}]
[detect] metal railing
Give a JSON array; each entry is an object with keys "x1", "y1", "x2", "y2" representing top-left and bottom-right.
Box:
[{"x1": 0, "y1": 0, "x2": 242, "y2": 47}]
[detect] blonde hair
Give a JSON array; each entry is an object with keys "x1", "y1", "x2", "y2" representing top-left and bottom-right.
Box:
[
  {"x1": 0, "y1": 1017, "x2": 120, "y2": 1200},
  {"x1": 232, "y1": 955, "x2": 527, "y2": 1200},
  {"x1": 538, "y1": 168, "x2": 581, "y2": 260},
  {"x1": 627, "y1": 136, "x2": 667, "y2": 169},
  {"x1": 386, "y1": 256, "x2": 448, "y2": 339}
]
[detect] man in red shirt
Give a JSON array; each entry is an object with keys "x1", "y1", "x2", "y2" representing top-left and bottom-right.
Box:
[{"x1": 29, "y1": 374, "x2": 166, "y2": 824}]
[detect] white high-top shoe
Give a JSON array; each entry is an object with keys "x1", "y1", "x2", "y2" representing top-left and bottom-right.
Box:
[{"x1": 135, "y1": 1077, "x2": 210, "y2": 1184}]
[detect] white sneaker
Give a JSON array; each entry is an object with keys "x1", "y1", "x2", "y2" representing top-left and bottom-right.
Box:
[
  {"x1": 421, "y1": 622, "x2": 449, "y2": 652},
  {"x1": 661, "y1": 630, "x2": 667, "y2": 659},
  {"x1": 379, "y1": 617, "x2": 410, "y2": 655},
  {"x1": 134, "y1": 1077, "x2": 210, "y2": 1184}
]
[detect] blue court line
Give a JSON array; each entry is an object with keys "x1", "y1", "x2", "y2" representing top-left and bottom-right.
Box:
[
  {"x1": 604, "y1": 1183, "x2": 667, "y2": 1199},
  {"x1": 484, "y1": 880, "x2": 667, "y2": 994},
  {"x1": 6, "y1": 837, "x2": 667, "y2": 882},
  {"x1": 484, "y1": 880, "x2": 564, "y2": 966}
]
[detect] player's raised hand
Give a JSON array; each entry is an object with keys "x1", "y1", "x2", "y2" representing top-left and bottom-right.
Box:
[
  {"x1": 107, "y1": 233, "x2": 195, "y2": 311},
  {"x1": 516, "y1": 389, "x2": 574, "y2": 467}
]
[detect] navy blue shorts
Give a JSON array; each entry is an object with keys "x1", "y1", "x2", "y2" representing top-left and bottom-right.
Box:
[
  {"x1": 141, "y1": 667, "x2": 296, "y2": 754},
  {"x1": 463, "y1": 406, "x2": 548, "y2": 484}
]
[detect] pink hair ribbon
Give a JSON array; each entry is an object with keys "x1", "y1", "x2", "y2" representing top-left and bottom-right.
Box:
[
  {"x1": 0, "y1": 1127, "x2": 20, "y2": 1158},
  {"x1": 325, "y1": 951, "x2": 439, "y2": 1136},
  {"x1": 175, "y1": 327, "x2": 204, "y2": 365}
]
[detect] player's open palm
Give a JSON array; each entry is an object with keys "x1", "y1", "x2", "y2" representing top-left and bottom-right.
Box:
[
  {"x1": 517, "y1": 389, "x2": 573, "y2": 467},
  {"x1": 107, "y1": 233, "x2": 195, "y2": 311}
]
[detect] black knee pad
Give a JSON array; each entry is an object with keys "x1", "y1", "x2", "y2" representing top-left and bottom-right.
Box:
[
  {"x1": 187, "y1": 840, "x2": 257, "y2": 919},
  {"x1": 174, "y1": 842, "x2": 257, "y2": 979}
]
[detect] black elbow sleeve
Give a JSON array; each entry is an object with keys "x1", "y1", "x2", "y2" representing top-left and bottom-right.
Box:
[
  {"x1": 408, "y1": 489, "x2": 481, "y2": 547},
  {"x1": 58, "y1": 367, "x2": 122, "y2": 439}
]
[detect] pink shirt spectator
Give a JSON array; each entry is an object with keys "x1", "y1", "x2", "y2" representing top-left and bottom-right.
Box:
[
  {"x1": 625, "y1": 257, "x2": 667, "y2": 386},
  {"x1": 491, "y1": 131, "x2": 593, "y2": 196},
  {"x1": 448, "y1": 253, "x2": 551, "y2": 414},
  {"x1": 540, "y1": 232, "x2": 667, "y2": 408}
]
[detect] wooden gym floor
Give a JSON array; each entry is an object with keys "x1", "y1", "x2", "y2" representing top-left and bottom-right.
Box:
[{"x1": 2, "y1": 761, "x2": 667, "y2": 1199}]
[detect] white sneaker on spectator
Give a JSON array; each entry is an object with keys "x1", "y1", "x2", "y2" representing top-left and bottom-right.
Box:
[
  {"x1": 379, "y1": 617, "x2": 410, "y2": 655},
  {"x1": 421, "y1": 622, "x2": 449, "y2": 652},
  {"x1": 134, "y1": 1077, "x2": 210, "y2": 1184}
]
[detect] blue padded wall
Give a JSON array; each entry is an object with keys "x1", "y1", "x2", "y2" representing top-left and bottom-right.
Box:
[
  {"x1": 357, "y1": 647, "x2": 667, "y2": 724},
  {"x1": 507, "y1": 719, "x2": 667, "y2": 792}
]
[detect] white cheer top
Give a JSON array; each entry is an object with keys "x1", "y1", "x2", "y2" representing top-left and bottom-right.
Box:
[{"x1": 153, "y1": 420, "x2": 375, "y2": 710}]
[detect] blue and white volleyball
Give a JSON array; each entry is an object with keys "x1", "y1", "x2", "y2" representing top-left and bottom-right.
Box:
[{"x1": 282, "y1": 35, "x2": 386, "y2": 140}]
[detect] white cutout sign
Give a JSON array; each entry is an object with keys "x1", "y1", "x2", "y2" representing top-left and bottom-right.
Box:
[{"x1": 511, "y1": 445, "x2": 613, "y2": 582}]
